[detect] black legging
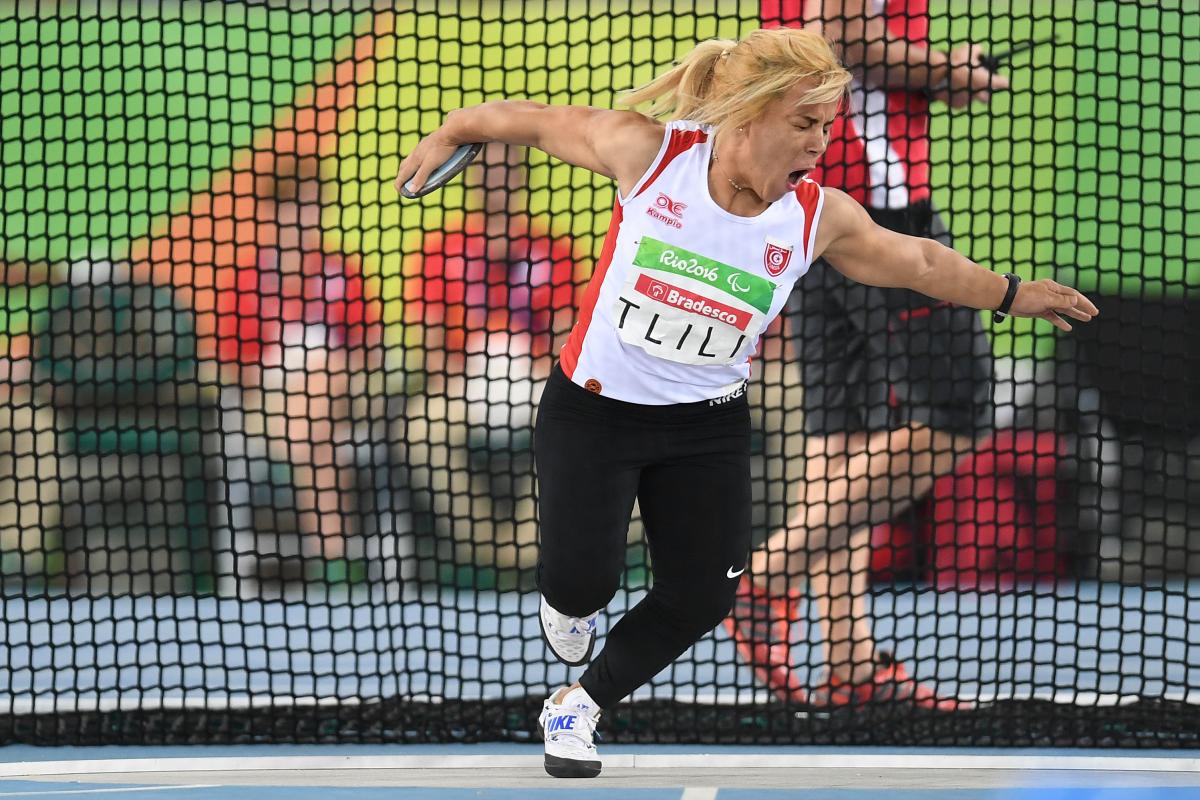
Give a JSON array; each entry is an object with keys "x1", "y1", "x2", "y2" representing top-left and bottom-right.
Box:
[{"x1": 535, "y1": 365, "x2": 752, "y2": 709}]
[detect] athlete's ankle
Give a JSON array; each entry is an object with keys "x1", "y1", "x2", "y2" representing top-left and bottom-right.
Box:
[
  {"x1": 552, "y1": 683, "x2": 581, "y2": 704},
  {"x1": 829, "y1": 647, "x2": 879, "y2": 683}
]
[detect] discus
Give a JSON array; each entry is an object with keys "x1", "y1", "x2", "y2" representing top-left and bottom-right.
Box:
[{"x1": 399, "y1": 142, "x2": 484, "y2": 199}]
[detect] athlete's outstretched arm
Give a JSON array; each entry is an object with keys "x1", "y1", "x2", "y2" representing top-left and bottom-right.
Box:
[
  {"x1": 394, "y1": 101, "x2": 663, "y2": 198},
  {"x1": 813, "y1": 188, "x2": 1098, "y2": 330}
]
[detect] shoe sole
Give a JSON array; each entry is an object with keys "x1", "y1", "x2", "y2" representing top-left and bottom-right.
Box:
[
  {"x1": 545, "y1": 753, "x2": 601, "y2": 778},
  {"x1": 539, "y1": 610, "x2": 596, "y2": 667}
]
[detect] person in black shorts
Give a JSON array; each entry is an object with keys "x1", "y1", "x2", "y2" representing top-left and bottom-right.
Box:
[
  {"x1": 766, "y1": 205, "x2": 993, "y2": 709},
  {"x1": 395, "y1": 27, "x2": 1094, "y2": 779},
  {"x1": 724, "y1": 0, "x2": 1009, "y2": 708}
]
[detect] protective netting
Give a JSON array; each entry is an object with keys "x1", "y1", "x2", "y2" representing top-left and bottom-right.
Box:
[{"x1": 0, "y1": 1, "x2": 1197, "y2": 747}]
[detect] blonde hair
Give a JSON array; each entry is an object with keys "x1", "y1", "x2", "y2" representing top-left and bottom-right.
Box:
[{"x1": 621, "y1": 28, "x2": 851, "y2": 137}]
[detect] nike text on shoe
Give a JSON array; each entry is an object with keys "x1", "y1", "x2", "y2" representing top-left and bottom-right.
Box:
[
  {"x1": 539, "y1": 596, "x2": 599, "y2": 667},
  {"x1": 540, "y1": 686, "x2": 602, "y2": 778}
]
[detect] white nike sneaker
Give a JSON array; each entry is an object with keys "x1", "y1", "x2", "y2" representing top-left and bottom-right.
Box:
[
  {"x1": 540, "y1": 686, "x2": 602, "y2": 778},
  {"x1": 539, "y1": 596, "x2": 599, "y2": 667}
]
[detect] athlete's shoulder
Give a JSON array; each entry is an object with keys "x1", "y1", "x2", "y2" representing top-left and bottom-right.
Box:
[
  {"x1": 816, "y1": 186, "x2": 866, "y2": 222},
  {"x1": 593, "y1": 111, "x2": 667, "y2": 194},
  {"x1": 616, "y1": 120, "x2": 712, "y2": 201},
  {"x1": 810, "y1": 186, "x2": 873, "y2": 257},
  {"x1": 597, "y1": 109, "x2": 665, "y2": 148}
]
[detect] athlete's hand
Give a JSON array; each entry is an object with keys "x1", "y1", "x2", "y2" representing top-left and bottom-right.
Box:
[
  {"x1": 393, "y1": 122, "x2": 466, "y2": 195},
  {"x1": 1009, "y1": 279, "x2": 1098, "y2": 331},
  {"x1": 934, "y1": 44, "x2": 1010, "y2": 108}
]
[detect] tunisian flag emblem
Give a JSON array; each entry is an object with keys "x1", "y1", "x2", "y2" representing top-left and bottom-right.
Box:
[{"x1": 764, "y1": 238, "x2": 793, "y2": 276}]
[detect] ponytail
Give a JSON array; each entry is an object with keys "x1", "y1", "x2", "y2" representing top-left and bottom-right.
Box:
[
  {"x1": 620, "y1": 39, "x2": 736, "y2": 121},
  {"x1": 619, "y1": 29, "x2": 851, "y2": 138}
]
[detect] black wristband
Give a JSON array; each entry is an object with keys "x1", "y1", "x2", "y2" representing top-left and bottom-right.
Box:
[{"x1": 992, "y1": 273, "x2": 1021, "y2": 323}]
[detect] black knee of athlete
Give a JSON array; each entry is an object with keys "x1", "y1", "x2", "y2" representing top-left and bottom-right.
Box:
[
  {"x1": 676, "y1": 582, "x2": 740, "y2": 638},
  {"x1": 538, "y1": 569, "x2": 619, "y2": 619},
  {"x1": 703, "y1": 585, "x2": 740, "y2": 629}
]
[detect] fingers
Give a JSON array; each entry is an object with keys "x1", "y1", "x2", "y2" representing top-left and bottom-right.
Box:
[
  {"x1": 393, "y1": 151, "x2": 421, "y2": 193},
  {"x1": 1052, "y1": 284, "x2": 1100, "y2": 318},
  {"x1": 964, "y1": 43, "x2": 1008, "y2": 100},
  {"x1": 1074, "y1": 292, "x2": 1100, "y2": 316},
  {"x1": 394, "y1": 150, "x2": 437, "y2": 196},
  {"x1": 394, "y1": 136, "x2": 463, "y2": 196},
  {"x1": 1041, "y1": 310, "x2": 1072, "y2": 332},
  {"x1": 394, "y1": 136, "x2": 442, "y2": 194},
  {"x1": 970, "y1": 64, "x2": 1006, "y2": 95},
  {"x1": 948, "y1": 43, "x2": 979, "y2": 67},
  {"x1": 965, "y1": 44, "x2": 1010, "y2": 91},
  {"x1": 1062, "y1": 306, "x2": 1094, "y2": 322},
  {"x1": 404, "y1": 158, "x2": 438, "y2": 196},
  {"x1": 1052, "y1": 288, "x2": 1079, "y2": 308},
  {"x1": 1014, "y1": 280, "x2": 1098, "y2": 329}
]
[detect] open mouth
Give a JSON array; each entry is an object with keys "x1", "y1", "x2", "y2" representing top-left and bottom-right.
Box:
[{"x1": 787, "y1": 169, "x2": 808, "y2": 189}]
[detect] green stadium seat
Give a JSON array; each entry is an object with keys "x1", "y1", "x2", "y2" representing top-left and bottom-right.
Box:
[{"x1": 31, "y1": 274, "x2": 219, "y2": 595}]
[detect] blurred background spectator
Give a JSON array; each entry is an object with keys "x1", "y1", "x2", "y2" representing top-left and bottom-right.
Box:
[
  {"x1": 397, "y1": 143, "x2": 591, "y2": 587},
  {"x1": 213, "y1": 153, "x2": 384, "y2": 572}
]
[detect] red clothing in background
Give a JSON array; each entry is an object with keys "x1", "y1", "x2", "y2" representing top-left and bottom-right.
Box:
[
  {"x1": 214, "y1": 246, "x2": 383, "y2": 367},
  {"x1": 405, "y1": 213, "x2": 586, "y2": 358},
  {"x1": 870, "y1": 431, "x2": 1070, "y2": 589}
]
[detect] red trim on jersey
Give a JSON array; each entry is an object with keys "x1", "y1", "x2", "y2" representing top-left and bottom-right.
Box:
[
  {"x1": 560, "y1": 200, "x2": 623, "y2": 378},
  {"x1": 633, "y1": 128, "x2": 709, "y2": 199},
  {"x1": 794, "y1": 180, "x2": 821, "y2": 260}
]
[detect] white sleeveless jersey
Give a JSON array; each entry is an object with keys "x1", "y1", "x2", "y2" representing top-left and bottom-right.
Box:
[{"x1": 559, "y1": 120, "x2": 825, "y2": 404}]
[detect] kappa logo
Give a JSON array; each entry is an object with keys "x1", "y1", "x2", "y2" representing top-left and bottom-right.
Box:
[
  {"x1": 646, "y1": 193, "x2": 686, "y2": 228},
  {"x1": 655, "y1": 192, "x2": 687, "y2": 217},
  {"x1": 764, "y1": 238, "x2": 794, "y2": 277}
]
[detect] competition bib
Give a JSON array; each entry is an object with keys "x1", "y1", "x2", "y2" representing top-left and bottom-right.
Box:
[{"x1": 612, "y1": 237, "x2": 777, "y2": 366}]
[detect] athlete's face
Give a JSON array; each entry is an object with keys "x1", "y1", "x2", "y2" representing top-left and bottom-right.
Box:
[{"x1": 742, "y1": 81, "x2": 839, "y2": 201}]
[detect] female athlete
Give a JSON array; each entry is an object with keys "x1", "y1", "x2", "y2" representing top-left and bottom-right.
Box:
[{"x1": 394, "y1": 27, "x2": 1096, "y2": 779}]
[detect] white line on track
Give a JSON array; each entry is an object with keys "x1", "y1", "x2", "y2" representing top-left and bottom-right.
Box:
[
  {"x1": 0, "y1": 786, "x2": 213, "y2": 797},
  {"x1": 1, "y1": 754, "x2": 1199, "y2": 778},
  {"x1": 679, "y1": 789, "x2": 718, "y2": 800}
]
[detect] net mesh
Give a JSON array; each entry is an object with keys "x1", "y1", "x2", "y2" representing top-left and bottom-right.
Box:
[{"x1": 0, "y1": 1, "x2": 1198, "y2": 747}]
